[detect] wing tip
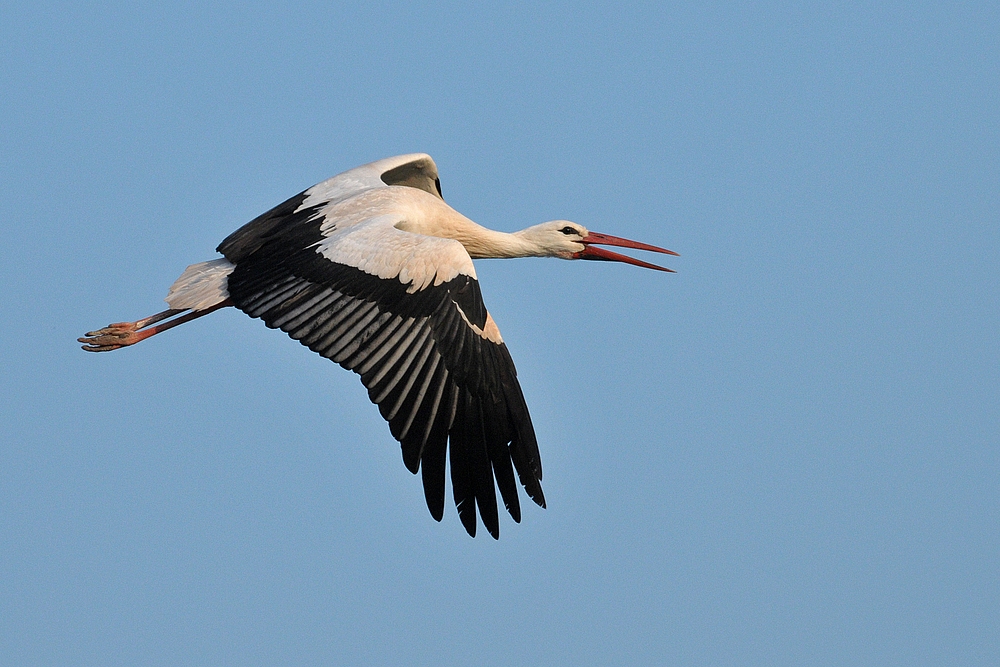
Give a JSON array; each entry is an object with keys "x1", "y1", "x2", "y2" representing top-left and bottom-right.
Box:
[{"x1": 458, "y1": 501, "x2": 477, "y2": 538}]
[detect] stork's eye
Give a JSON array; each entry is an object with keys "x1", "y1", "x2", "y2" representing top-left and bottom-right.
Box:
[{"x1": 560, "y1": 226, "x2": 578, "y2": 235}]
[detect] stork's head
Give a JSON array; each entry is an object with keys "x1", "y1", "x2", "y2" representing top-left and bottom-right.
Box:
[{"x1": 518, "y1": 220, "x2": 678, "y2": 272}]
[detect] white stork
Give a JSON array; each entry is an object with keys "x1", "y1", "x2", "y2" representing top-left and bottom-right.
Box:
[{"x1": 80, "y1": 154, "x2": 677, "y2": 539}]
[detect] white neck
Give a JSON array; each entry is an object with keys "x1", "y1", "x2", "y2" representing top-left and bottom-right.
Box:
[
  {"x1": 460, "y1": 226, "x2": 546, "y2": 259},
  {"x1": 396, "y1": 198, "x2": 551, "y2": 259}
]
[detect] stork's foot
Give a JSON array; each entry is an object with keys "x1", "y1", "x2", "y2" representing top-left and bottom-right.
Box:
[
  {"x1": 79, "y1": 302, "x2": 231, "y2": 353},
  {"x1": 79, "y1": 308, "x2": 187, "y2": 352},
  {"x1": 79, "y1": 322, "x2": 150, "y2": 352}
]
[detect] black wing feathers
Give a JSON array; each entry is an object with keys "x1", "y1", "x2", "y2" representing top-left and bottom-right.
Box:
[
  {"x1": 222, "y1": 209, "x2": 544, "y2": 538},
  {"x1": 217, "y1": 192, "x2": 314, "y2": 262}
]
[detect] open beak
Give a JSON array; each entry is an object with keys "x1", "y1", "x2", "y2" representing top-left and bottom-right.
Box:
[{"x1": 574, "y1": 231, "x2": 679, "y2": 272}]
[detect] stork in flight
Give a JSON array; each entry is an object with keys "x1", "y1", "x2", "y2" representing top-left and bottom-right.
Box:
[{"x1": 80, "y1": 154, "x2": 677, "y2": 539}]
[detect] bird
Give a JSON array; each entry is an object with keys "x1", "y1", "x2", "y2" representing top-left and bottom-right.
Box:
[{"x1": 80, "y1": 153, "x2": 677, "y2": 539}]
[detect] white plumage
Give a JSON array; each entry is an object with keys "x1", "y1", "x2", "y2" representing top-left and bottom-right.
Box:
[
  {"x1": 81, "y1": 153, "x2": 677, "y2": 538},
  {"x1": 165, "y1": 259, "x2": 234, "y2": 310}
]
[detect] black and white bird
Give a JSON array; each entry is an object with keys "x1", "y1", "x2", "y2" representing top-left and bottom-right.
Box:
[{"x1": 80, "y1": 154, "x2": 677, "y2": 539}]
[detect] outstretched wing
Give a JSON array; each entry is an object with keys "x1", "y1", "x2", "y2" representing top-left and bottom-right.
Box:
[{"x1": 217, "y1": 163, "x2": 544, "y2": 539}]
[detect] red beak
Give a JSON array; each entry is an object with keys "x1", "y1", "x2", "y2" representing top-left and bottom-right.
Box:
[{"x1": 574, "y1": 231, "x2": 679, "y2": 272}]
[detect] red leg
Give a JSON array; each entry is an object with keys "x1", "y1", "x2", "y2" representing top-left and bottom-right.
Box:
[{"x1": 79, "y1": 300, "x2": 232, "y2": 352}]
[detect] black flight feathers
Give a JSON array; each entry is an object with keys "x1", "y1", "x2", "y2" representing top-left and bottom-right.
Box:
[{"x1": 218, "y1": 191, "x2": 544, "y2": 539}]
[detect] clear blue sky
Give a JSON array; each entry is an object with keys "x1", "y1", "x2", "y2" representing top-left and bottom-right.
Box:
[{"x1": 2, "y1": 2, "x2": 997, "y2": 665}]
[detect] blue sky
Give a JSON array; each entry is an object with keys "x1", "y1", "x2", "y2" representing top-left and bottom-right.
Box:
[{"x1": 2, "y1": 2, "x2": 997, "y2": 665}]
